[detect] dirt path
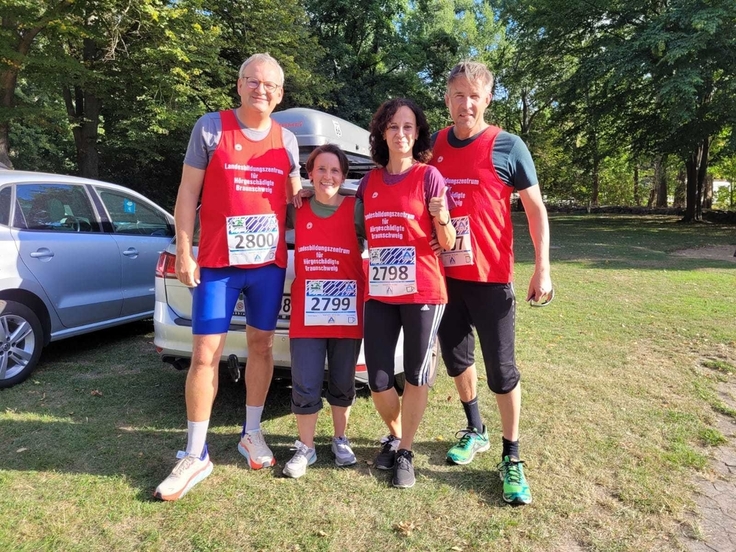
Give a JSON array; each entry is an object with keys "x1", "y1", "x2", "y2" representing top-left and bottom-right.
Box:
[
  {"x1": 672, "y1": 245, "x2": 736, "y2": 263},
  {"x1": 683, "y1": 379, "x2": 736, "y2": 551}
]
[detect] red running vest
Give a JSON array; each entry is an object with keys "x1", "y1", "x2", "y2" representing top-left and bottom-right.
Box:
[
  {"x1": 430, "y1": 126, "x2": 514, "y2": 283},
  {"x1": 197, "y1": 110, "x2": 290, "y2": 269},
  {"x1": 362, "y1": 165, "x2": 447, "y2": 305},
  {"x1": 290, "y1": 197, "x2": 365, "y2": 339}
]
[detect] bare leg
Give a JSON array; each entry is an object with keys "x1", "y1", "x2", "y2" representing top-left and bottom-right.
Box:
[
  {"x1": 453, "y1": 363, "x2": 478, "y2": 402},
  {"x1": 371, "y1": 388, "x2": 402, "y2": 438},
  {"x1": 397, "y1": 382, "x2": 429, "y2": 451},
  {"x1": 186, "y1": 334, "x2": 227, "y2": 421},
  {"x1": 331, "y1": 405, "x2": 350, "y2": 438},
  {"x1": 244, "y1": 325, "x2": 275, "y2": 407},
  {"x1": 295, "y1": 413, "x2": 319, "y2": 448},
  {"x1": 496, "y1": 382, "x2": 521, "y2": 442}
]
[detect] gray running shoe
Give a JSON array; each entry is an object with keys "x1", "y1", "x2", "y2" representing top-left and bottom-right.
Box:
[
  {"x1": 332, "y1": 436, "x2": 357, "y2": 467},
  {"x1": 374, "y1": 435, "x2": 399, "y2": 470},
  {"x1": 282, "y1": 441, "x2": 316, "y2": 479},
  {"x1": 392, "y1": 449, "x2": 415, "y2": 489}
]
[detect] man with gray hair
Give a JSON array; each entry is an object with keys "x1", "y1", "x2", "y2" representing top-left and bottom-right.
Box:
[
  {"x1": 155, "y1": 53, "x2": 302, "y2": 501},
  {"x1": 430, "y1": 60, "x2": 552, "y2": 505}
]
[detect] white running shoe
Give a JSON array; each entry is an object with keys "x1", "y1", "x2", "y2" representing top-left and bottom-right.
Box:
[
  {"x1": 154, "y1": 445, "x2": 213, "y2": 501},
  {"x1": 282, "y1": 440, "x2": 317, "y2": 479},
  {"x1": 332, "y1": 436, "x2": 357, "y2": 467},
  {"x1": 237, "y1": 429, "x2": 276, "y2": 469}
]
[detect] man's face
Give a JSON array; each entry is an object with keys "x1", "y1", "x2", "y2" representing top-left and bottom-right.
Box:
[
  {"x1": 445, "y1": 76, "x2": 491, "y2": 136},
  {"x1": 237, "y1": 61, "x2": 284, "y2": 115}
]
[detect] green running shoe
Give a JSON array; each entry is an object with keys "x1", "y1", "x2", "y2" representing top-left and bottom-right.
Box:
[
  {"x1": 446, "y1": 426, "x2": 490, "y2": 465},
  {"x1": 497, "y1": 456, "x2": 532, "y2": 505}
]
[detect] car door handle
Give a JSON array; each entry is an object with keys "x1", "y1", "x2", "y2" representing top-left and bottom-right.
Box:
[
  {"x1": 30, "y1": 248, "x2": 54, "y2": 260},
  {"x1": 122, "y1": 247, "x2": 139, "y2": 258}
]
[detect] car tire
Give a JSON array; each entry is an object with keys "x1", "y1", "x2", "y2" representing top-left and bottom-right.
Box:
[{"x1": 0, "y1": 300, "x2": 44, "y2": 389}]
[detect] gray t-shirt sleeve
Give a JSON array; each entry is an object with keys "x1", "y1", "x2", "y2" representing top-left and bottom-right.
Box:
[
  {"x1": 492, "y1": 131, "x2": 538, "y2": 191},
  {"x1": 183, "y1": 112, "x2": 222, "y2": 169},
  {"x1": 282, "y1": 129, "x2": 300, "y2": 178},
  {"x1": 183, "y1": 110, "x2": 300, "y2": 178}
]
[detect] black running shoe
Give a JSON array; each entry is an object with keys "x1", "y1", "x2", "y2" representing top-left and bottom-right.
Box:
[
  {"x1": 374, "y1": 435, "x2": 399, "y2": 470},
  {"x1": 392, "y1": 449, "x2": 415, "y2": 489}
]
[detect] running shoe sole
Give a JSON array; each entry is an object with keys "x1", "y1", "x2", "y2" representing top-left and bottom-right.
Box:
[
  {"x1": 446, "y1": 440, "x2": 491, "y2": 465},
  {"x1": 154, "y1": 460, "x2": 213, "y2": 501},
  {"x1": 237, "y1": 442, "x2": 276, "y2": 470}
]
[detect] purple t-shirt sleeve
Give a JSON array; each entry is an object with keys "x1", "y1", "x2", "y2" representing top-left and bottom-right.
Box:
[
  {"x1": 423, "y1": 165, "x2": 457, "y2": 209},
  {"x1": 355, "y1": 173, "x2": 370, "y2": 200}
]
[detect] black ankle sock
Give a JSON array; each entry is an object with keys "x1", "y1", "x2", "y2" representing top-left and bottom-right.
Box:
[
  {"x1": 461, "y1": 397, "x2": 483, "y2": 432},
  {"x1": 502, "y1": 437, "x2": 519, "y2": 461}
]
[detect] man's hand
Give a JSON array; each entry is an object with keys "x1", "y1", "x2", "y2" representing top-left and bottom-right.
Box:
[
  {"x1": 428, "y1": 237, "x2": 442, "y2": 257},
  {"x1": 526, "y1": 268, "x2": 553, "y2": 303},
  {"x1": 292, "y1": 188, "x2": 313, "y2": 208},
  {"x1": 176, "y1": 252, "x2": 200, "y2": 288}
]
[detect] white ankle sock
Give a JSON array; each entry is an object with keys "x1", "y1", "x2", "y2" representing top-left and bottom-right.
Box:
[
  {"x1": 186, "y1": 420, "x2": 209, "y2": 458},
  {"x1": 243, "y1": 405, "x2": 264, "y2": 434}
]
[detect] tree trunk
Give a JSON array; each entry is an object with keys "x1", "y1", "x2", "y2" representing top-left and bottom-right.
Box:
[
  {"x1": 683, "y1": 139, "x2": 709, "y2": 222},
  {"x1": 591, "y1": 155, "x2": 600, "y2": 206},
  {"x1": 63, "y1": 38, "x2": 101, "y2": 178},
  {"x1": 673, "y1": 168, "x2": 686, "y2": 208},
  {"x1": 633, "y1": 164, "x2": 640, "y2": 206},
  {"x1": 703, "y1": 174, "x2": 713, "y2": 209},
  {"x1": 655, "y1": 155, "x2": 668, "y2": 207}
]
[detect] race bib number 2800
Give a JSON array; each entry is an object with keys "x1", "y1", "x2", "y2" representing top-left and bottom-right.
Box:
[
  {"x1": 226, "y1": 214, "x2": 279, "y2": 266},
  {"x1": 369, "y1": 246, "x2": 417, "y2": 297}
]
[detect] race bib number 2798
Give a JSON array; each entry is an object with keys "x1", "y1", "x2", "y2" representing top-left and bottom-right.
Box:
[{"x1": 368, "y1": 246, "x2": 417, "y2": 297}]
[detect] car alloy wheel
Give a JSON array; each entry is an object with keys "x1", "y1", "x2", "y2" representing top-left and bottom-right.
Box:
[{"x1": 0, "y1": 300, "x2": 44, "y2": 389}]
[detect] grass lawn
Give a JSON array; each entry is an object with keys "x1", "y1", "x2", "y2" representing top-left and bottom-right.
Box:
[{"x1": 1, "y1": 214, "x2": 735, "y2": 552}]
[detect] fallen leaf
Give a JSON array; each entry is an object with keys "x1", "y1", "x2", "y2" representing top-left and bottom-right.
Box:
[
  {"x1": 91, "y1": 390, "x2": 103, "y2": 397},
  {"x1": 316, "y1": 530, "x2": 327, "y2": 537},
  {"x1": 16, "y1": 448, "x2": 28, "y2": 453},
  {"x1": 394, "y1": 520, "x2": 419, "y2": 537}
]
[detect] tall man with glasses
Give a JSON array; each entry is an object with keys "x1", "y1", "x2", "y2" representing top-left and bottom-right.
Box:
[
  {"x1": 155, "y1": 53, "x2": 302, "y2": 501},
  {"x1": 430, "y1": 61, "x2": 552, "y2": 505}
]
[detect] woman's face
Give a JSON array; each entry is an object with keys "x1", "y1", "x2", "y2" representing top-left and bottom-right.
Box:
[
  {"x1": 308, "y1": 152, "x2": 345, "y2": 203},
  {"x1": 383, "y1": 105, "x2": 418, "y2": 159}
]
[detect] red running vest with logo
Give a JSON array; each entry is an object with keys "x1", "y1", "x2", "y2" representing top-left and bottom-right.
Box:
[
  {"x1": 362, "y1": 165, "x2": 447, "y2": 305},
  {"x1": 430, "y1": 126, "x2": 514, "y2": 283},
  {"x1": 290, "y1": 197, "x2": 365, "y2": 339},
  {"x1": 197, "y1": 110, "x2": 290, "y2": 269}
]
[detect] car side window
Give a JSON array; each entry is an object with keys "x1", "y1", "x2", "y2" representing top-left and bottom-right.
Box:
[
  {"x1": 15, "y1": 184, "x2": 99, "y2": 232},
  {"x1": 0, "y1": 186, "x2": 10, "y2": 226},
  {"x1": 97, "y1": 189, "x2": 173, "y2": 237}
]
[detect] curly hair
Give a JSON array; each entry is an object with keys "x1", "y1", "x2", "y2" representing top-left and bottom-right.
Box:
[
  {"x1": 305, "y1": 143, "x2": 350, "y2": 178},
  {"x1": 368, "y1": 98, "x2": 432, "y2": 167}
]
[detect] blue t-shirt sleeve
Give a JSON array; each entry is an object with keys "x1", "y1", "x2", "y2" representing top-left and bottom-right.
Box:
[{"x1": 492, "y1": 131, "x2": 538, "y2": 191}]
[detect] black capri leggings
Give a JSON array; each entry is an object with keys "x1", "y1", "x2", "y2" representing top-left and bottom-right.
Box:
[{"x1": 363, "y1": 299, "x2": 445, "y2": 391}]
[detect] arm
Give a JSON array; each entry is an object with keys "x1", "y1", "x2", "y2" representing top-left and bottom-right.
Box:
[
  {"x1": 429, "y1": 190, "x2": 456, "y2": 251},
  {"x1": 518, "y1": 185, "x2": 552, "y2": 302},
  {"x1": 287, "y1": 174, "x2": 303, "y2": 206},
  {"x1": 174, "y1": 164, "x2": 206, "y2": 287}
]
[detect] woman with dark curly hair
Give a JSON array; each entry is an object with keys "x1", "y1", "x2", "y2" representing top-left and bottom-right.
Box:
[{"x1": 356, "y1": 97, "x2": 456, "y2": 488}]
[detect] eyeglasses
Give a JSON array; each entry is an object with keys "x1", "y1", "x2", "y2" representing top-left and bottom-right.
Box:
[
  {"x1": 528, "y1": 288, "x2": 555, "y2": 308},
  {"x1": 241, "y1": 77, "x2": 281, "y2": 93}
]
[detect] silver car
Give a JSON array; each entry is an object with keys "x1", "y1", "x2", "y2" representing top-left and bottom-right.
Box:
[
  {"x1": 152, "y1": 108, "x2": 432, "y2": 389},
  {"x1": 0, "y1": 170, "x2": 174, "y2": 388}
]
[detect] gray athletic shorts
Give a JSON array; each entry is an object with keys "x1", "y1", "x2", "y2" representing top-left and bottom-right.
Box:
[{"x1": 289, "y1": 338, "x2": 361, "y2": 415}]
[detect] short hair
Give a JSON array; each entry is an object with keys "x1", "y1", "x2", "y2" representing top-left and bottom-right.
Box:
[
  {"x1": 368, "y1": 98, "x2": 432, "y2": 167},
  {"x1": 305, "y1": 143, "x2": 350, "y2": 177},
  {"x1": 447, "y1": 61, "x2": 494, "y2": 95},
  {"x1": 238, "y1": 53, "x2": 285, "y2": 85}
]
